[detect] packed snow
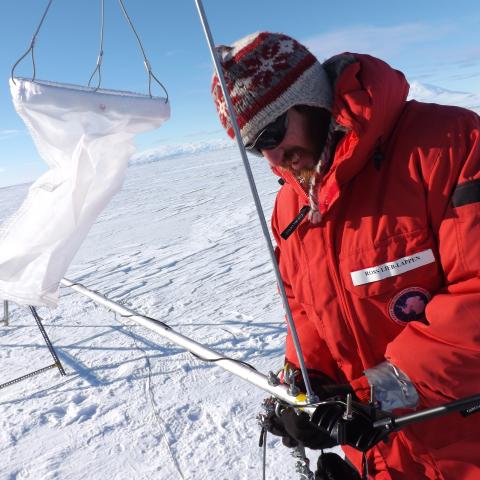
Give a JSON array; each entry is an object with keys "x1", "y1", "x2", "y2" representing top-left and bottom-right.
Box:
[{"x1": 1, "y1": 82, "x2": 478, "y2": 480}]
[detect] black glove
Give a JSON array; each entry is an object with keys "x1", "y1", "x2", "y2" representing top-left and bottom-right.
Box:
[
  {"x1": 315, "y1": 382, "x2": 356, "y2": 401},
  {"x1": 276, "y1": 408, "x2": 338, "y2": 449},
  {"x1": 259, "y1": 398, "x2": 336, "y2": 449},
  {"x1": 288, "y1": 367, "x2": 355, "y2": 402},
  {"x1": 315, "y1": 452, "x2": 361, "y2": 480},
  {"x1": 312, "y1": 400, "x2": 390, "y2": 452}
]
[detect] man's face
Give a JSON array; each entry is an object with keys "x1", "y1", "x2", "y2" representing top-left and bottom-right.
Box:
[{"x1": 261, "y1": 107, "x2": 326, "y2": 182}]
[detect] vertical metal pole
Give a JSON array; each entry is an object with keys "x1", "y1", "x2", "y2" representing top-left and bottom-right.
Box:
[
  {"x1": 2, "y1": 300, "x2": 9, "y2": 326},
  {"x1": 194, "y1": 0, "x2": 316, "y2": 402}
]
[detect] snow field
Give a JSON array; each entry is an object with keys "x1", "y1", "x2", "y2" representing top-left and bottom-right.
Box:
[{"x1": 0, "y1": 149, "x2": 314, "y2": 479}]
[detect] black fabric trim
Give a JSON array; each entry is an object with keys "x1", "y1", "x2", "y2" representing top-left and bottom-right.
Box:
[
  {"x1": 452, "y1": 179, "x2": 480, "y2": 208},
  {"x1": 280, "y1": 206, "x2": 310, "y2": 240}
]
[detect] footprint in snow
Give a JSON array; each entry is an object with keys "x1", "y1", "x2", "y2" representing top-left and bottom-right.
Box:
[
  {"x1": 39, "y1": 406, "x2": 67, "y2": 426},
  {"x1": 71, "y1": 392, "x2": 87, "y2": 404},
  {"x1": 64, "y1": 403, "x2": 98, "y2": 425}
]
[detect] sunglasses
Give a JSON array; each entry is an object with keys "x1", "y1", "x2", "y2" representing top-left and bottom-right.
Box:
[{"x1": 245, "y1": 111, "x2": 288, "y2": 157}]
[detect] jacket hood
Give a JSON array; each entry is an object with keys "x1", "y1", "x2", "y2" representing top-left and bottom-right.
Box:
[{"x1": 274, "y1": 53, "x2": 410, "y2": 215}]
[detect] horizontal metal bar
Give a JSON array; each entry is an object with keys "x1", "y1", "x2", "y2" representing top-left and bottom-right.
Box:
[
  {"x1": 61, "y1": 278, "x2": 313, "y2": 412},
  {"x1": 0, "y1": 363, "x2": 57, "y2": 390}
]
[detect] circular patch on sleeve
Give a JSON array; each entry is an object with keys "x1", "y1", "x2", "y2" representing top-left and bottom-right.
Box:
[{"x1": 388, "y1": 287, "x2": 431, "y2": 325}]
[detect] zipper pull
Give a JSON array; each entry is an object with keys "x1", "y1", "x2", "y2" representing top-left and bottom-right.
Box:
[{"x1": 280, "y1": 206, "x2": 310, "y2": 240}]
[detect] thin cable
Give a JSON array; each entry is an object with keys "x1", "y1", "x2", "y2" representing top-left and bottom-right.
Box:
[
  {"x1": 87, "y1": 0, "x2": 105, "y2": 89},
  {"x1": 189, "y1": 351, "x2": 258, "y2": 371},
  {"x1": 65, "y1": 280, "x2": 258, "y2": 373},
  {"x1": 117, "y1": 0, "x2": 168, "y2": 102},
  {"x1": 125, "y1": 320, "x2": 185, "y2": 480},
  {"x1": 262, "y1": 429, "x2": 267, "y2": 480},
  {"x1": 362, "y1": 452, "x2": 369, "y2": 480},
  {"x1": 11, "y1": 0, "x2": 54, "y2": 83},
  {"x1": 194, "y1": 0, "x2": 316, "y2": 403}
]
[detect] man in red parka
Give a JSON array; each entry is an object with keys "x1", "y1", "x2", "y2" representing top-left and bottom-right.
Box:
[{"x1": 211, "y1": 31, "x2": 480, "y2": 480}]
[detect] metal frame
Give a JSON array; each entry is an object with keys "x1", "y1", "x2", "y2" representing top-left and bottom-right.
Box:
[{"x1": 0, "y1": 304, "x2": 66, "y2": 391}]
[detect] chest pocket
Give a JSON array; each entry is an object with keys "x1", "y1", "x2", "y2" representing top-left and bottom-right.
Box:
[{"x1": 339, "y1": 229, "x2": 442, "y2": 299}]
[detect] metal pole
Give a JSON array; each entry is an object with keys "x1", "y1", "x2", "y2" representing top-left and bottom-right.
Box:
[
  {"x1": 29, "y1": 306, "x2": 66, "y2": 376},
  {"x1": 0, "y1": 364, "x2": 58, "y2": 390},
  {"x1": 374, "y1": 393, "x2": 480, "y2": 431},
  {"x1": 61, "y1": 278, "x2": 315, "y2": 412},
  {"x1": 193, "y1": 0, "x2": 316, "y2": 403},
  {"x1": 2, "y1": 300, "x2": 9, "y2": 326}
]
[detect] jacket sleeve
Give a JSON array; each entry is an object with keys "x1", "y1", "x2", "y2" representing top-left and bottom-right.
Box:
[
  {"x1": 272, "y1": 197, "x2": 340, "y2": 382},
  {"x1": 385, "y1": 107, "x2": 480, "y2": 407}
]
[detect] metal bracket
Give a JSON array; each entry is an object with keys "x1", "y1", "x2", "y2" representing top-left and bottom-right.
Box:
[{"x1": 291, "y1": 446, "x2": 315, "y2": 480}]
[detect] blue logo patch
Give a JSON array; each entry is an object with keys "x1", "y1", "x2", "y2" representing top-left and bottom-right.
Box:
[{"x1": 388, "y1": 287, "x2": 431, "y2": 325}]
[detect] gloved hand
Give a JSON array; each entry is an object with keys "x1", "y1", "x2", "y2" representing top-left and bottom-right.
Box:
[
  {"x1": 259, "y1": 399, "x2": 337, "y2": 449},
  {"x1": 280, "y1": 364, "x2": 359, "y2": 402},
  {"x1": 315, "y1": 452, "x2": 361, "y2": 480},
  {"x1": 261, "y1": 366, "x2": 379, "y2": 451},
  {"x1": 314, "y1": 382, "x2": 357, "y2": 401},
  {"x1": 312, "y1": 399, "x2": 390, "y2": 452}
]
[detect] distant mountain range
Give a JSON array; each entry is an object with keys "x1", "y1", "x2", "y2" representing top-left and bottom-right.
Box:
[
  {"x1": 130, "y1": 138, "x2": 235, "y2": 165},
  {"x1": 408, "y1": 81, "x2": 480, "y2": 113}
]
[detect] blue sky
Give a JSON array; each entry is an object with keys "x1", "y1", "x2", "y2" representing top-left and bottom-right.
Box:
[{"x1": 0, "y1": 0, "x2": 479, "y2": 187}]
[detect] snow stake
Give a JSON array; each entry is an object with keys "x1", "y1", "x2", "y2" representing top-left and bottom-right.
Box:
[{"x1": 2, "y1": 300, "x2": 9, "y2": 326}]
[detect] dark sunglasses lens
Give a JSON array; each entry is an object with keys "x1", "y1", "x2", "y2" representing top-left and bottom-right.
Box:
[{"x1": 246, "y1": 112, "x2": 288, "y2": 156}]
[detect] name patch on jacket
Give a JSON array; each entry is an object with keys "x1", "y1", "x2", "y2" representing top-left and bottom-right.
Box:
[{"x1": 350, "y1": 249, "x2": 435, "y2": 286}]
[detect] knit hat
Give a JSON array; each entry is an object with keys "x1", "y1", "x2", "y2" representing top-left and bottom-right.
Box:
[{"x1": 211, "y1": 31, "x2": 333, "y2": 147}]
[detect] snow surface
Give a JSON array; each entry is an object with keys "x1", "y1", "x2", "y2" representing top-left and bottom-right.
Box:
[{"x1": 0, "y1": 149, "x2": 331, "y2": 480}]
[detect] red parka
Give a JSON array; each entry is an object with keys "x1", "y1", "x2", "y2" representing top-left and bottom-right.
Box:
[{"x1": 272, "y1": 53, "x2": 480, "y2": 479}]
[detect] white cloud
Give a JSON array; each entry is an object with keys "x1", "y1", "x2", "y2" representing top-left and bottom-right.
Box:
[
  {"x1": 0, "y1": 129, "x2": 21, "y2": 141},
  {"x1": 303, "y1": 23, "x2": 451, "y2": 61}
]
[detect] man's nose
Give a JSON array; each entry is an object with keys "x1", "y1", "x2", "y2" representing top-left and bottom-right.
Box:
[{"x1": 262, "y1": 148, "x2": 284, "y2": 167}]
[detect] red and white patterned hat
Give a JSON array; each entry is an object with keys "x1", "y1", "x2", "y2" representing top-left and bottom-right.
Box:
[{"x1": 211, "y1": 31, "x2": 333, "y2": 147}]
